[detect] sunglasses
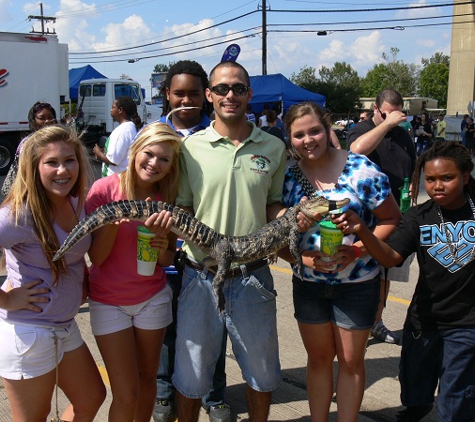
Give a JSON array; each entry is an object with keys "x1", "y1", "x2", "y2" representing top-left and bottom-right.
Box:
[
  {"x1": 377, "y1": 108, "x2": 387, "y2": 120},
  {"x1": 34, "y1": 103, "x2": 53, "y2": 113},
  {"x1": 210, "y1": 84, "x2": 250, "y2": 96}
]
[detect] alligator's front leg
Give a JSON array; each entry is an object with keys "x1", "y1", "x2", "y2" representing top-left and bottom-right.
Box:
[{"x1": 289, "y1": 224, "x2": 303, "y2": 278}]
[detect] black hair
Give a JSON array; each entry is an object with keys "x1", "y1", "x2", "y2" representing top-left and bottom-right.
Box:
[
  {"x1": 160, "y1": 60, "x2": 210, "y2": 116},
  {"x1": 115, "y1": 96, "x2": 143, "y2": 130},
  {"x1": 375, "y1": 89, "x2": 404, "y2": 108},
  {"x1": 27, "y1": 101, "x2": 57, "y2": 132},
  {"x1": 208, "y1": 61, "x2": 250, "y2": 87},
  {"x1": 411, "y1": 141, "x2": 475, "y2": 205}
]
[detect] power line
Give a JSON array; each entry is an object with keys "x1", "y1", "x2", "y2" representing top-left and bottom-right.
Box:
[
  {"x1": 69, "y1": 27, "x2": 260, "y2": 61},
  {"x1": 70, "y1": 10, "x2": 258, "y2": 55},
  {"x1": 268, "y1": 1, "x2": 472, "y2": 13},
  {"x1": 69, "y1": 33, "x2": 257, "y2": 64}
]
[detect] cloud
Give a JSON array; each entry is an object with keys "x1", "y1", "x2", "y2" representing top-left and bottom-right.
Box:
[
  {"x1": 395, "y1": 0, "x2": 441, "y2": 19},
  {"x1": 0, "y1": 0, "x2": 13, "y2": 24},
  {"x1": 417, "y1": 38, "x2": 436, "y2": 48},
  {"x1": 55, "y1": 0, "x2": 98, "y2": 50}
]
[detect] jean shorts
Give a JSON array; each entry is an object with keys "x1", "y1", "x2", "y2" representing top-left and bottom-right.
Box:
[
  {"x1": 292, "y1": 275, "x2": 380, "y2": 330},
  {"x1": 172, "y1": 264, "x2": 282, "y2": 398},
  {"x1": 89, "y1": 285, "x2": 173, "y2": 336},
  {"x1": 0, "y1": 318, "x2": 84, "y2": 380}
]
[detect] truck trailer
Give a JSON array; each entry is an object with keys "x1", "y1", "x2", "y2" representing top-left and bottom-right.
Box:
[{"x1": 0, "y1": 31, "x2": 69, "y2": 175}]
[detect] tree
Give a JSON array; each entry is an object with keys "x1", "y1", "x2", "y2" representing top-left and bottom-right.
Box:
[
  {"x1": 362, "y1": 47, "x2": 418, "y2": 97},
  {"x1": 291, "y1": 62, "x2": 362, "y2": 114},
  {"x1": 290, "y1": 65, "x2": 319, "y2": 92},
  {"x1": 150, "y1": 63, "x2": 175, "y2": 98},
  {"x1": 418, "y1": 53, "x2": 450, "y2": 108},
  {"x1": 119, "y1": 73, "x2": 132, "y2": 80},
  {"x1": 153, "y1": 63, "x2": 174, "y2": 73}
]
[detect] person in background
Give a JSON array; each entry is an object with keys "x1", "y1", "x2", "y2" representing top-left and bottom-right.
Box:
[
  {"x1": 399, "y1": 111, "x2": 414, "y2": 141},
  {"x1": 460, "y1": 114, "x2": 469, "y2": 146},
  {"x1": 415, "y1": 112, "x2": 432, "y2": 156},
  {"x1": 173, "y1": 61, "x2": 287, "y2": 422},
  {"x1": 1, "y1": 101, "x2": 57, "y2": 196},
  {"x1": 281, "y1": 101, "x2": 400, "y2": 422},
  {"x1": 465, "y1": 116, "x2": 475, "y2": 155},
  {"x1": 260, "y1": 109, "x2": 286, "y2": 146},
  {"x1": 347, "y1": 88, "x2": 416, "y2": 345},
  {"x1": 93, "y1": 96, "x2": 143, "y2": 177},
  {"x1": 152, "y1": 59, "x2": 232, "y2": 422},
  {"x1": 245, "y1": 104, "x2": 256, "y2": 124},
  {"x1": 86, "y1": 123, "x2": 180, "y2": 422},
  {"x1": 335, "y1": 141, "x2": 475, "y2": 422},
  {"x1": 258, "y1": 103, "x2": 270, "y2": 127},
  {"x1": 359, "y1": 111, "x2": 372, "y2": 122},
  {"x1": 435, "y1": 113, "x2": 447, "y2": 142},
  {"x1": 0, "y1": 125, "x2": 106, "y2": 421}
]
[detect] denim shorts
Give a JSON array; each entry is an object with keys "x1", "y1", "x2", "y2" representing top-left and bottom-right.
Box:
[
  {"x1": 172, "y1": 264, "x2": 282, "y2": 398},
  {"x1": 400, "y1": 327, "x2": 475, "y2": 421},
  {"x1": 0, "y1": 318, "x2": 83, "y2": 380},
  {"x1": 292, "y1": 275, "x2": 380, "y2": 330},
  {"x1": 89, "y1": 285, "x2": 173, "y2": 336}
]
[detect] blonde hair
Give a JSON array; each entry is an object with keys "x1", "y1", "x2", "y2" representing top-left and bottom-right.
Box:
[
  {"x1": 2, "y1": 125, "x2": 92, "y2": 282},
  {"x1": 120, "y1": 123, "x2": 181, "y2": 202}
]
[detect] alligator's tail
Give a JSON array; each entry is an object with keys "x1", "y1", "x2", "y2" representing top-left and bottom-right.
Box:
[{"x1": 53, "y1": 200, "x2": 173, "y2": 261}]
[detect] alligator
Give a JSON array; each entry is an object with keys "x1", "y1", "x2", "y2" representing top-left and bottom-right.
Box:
[{"x1": 53, "y1": 197, "x2": 350, "y2": 312}]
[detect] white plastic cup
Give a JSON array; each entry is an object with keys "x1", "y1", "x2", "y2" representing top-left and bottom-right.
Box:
[{"x1": 137, "y1": 226, "x2": 158, "y2": 276}]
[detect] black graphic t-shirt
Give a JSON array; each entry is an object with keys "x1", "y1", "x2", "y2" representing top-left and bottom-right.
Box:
[{"x1": 387, "y1": 199, "x2": 475, "y2": 331}]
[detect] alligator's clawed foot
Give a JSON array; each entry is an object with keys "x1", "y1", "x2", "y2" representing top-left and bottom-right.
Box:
[{"x1": 214, "y1": 284, "x2": 226, "y2": 314}]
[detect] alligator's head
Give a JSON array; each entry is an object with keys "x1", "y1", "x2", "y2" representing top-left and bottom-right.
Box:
[{"x1": 298, "y1": 196, "x2": 350, "y2": 218}]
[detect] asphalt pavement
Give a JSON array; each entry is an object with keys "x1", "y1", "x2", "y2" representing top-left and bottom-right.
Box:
[{"x1": 0, "y1": 158, "x2": 441, "y2": 422}]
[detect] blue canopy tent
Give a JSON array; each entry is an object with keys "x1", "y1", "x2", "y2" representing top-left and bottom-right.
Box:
[
  {"x1": 69, "y1": 65, "x2": 107, "y2": 100},
  {"x1": 249, "y1": 73, "x2": 325, "y2": 114}
]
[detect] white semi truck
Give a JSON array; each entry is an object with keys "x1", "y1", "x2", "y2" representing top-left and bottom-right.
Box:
[
  {"x1": 0, "y1": 31, "x2": 69, "y2": 175},
  {"x1": 0, "y1": 31, "x2": 147, "y2": 175}
]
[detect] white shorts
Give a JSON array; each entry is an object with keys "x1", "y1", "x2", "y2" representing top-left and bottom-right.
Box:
[
  {"x1": 89, "y1": 285, "x2": 173, "y2": 336},
  {"x1": 0, "y1": 319, "x2": 84, "y2": 380}
]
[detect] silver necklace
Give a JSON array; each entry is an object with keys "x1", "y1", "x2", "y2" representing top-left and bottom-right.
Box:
[{"x1": 435, "y1": 195, "x2": 475, "y2": 267}]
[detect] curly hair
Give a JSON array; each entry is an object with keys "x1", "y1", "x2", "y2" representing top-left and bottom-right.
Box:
[
  {"x1": 160, "y1": 60, "x2": 210, "y2": 116},
  {"x1": 411, "y1": 140, "x2": 475, "y2": 205}
]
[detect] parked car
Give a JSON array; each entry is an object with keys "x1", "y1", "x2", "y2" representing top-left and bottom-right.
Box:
[{"x1": 334, "y1": 119, "x2": 354, "y2": 127}]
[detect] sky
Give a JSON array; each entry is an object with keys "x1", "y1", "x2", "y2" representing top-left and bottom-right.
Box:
[{"x1": 0, "y1": 0, "x2": 459, "y2": 101}]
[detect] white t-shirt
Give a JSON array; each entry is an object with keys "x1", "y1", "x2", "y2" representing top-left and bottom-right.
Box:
[{"x1": 103, "y1": 121, "x2": 137, "y2": 176}]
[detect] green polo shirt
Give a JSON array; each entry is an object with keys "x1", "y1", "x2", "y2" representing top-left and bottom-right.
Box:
[{"x1": 177, "y1": 121, "x2": 287, "y2": 262}]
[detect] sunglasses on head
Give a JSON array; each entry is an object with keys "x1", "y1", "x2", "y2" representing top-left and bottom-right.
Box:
[
  {"x1": 34, "y1": 103, "x2": 53, "y2": 113},
  {"x1": 210, "y1": 84, "x2": 249, "y2": 96}
]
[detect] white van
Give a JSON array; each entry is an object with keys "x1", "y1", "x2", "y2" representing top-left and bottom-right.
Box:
[{"x1": 77, "y1": 79, "x2": 147, "y2": 145}]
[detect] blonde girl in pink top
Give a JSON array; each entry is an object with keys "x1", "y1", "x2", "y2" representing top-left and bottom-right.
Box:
[{"x1": 85, "y1": 123, "x2": 181, "y2": 422}]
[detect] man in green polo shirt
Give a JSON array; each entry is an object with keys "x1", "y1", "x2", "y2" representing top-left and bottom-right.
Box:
[{"x1": 173, "y1": 61, "x2": 287, "y2": 422}]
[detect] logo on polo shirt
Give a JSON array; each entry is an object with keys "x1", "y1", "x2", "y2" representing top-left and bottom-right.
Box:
[{"x1": 250, "y1": 155, "x2": 270, "y2": 175}]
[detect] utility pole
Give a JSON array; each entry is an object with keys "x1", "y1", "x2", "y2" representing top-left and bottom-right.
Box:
[
  {"x1": 262, "y1": 0, "x2": 267, "y2": 75},
  {"x1": 28, "y1": 3, "x2": 56, "y2": 35}
]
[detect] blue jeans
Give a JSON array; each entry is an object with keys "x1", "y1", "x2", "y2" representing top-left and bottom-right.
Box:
[
  {"x1": 399, "y1": 327, "x2": 475, "y2": 421},
  {"x1": 156, "y1": 272, "x2": 227, "y2": 407},
  {"x1": 173, "y1": 264, "x2": 281, "y2": 397}
]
